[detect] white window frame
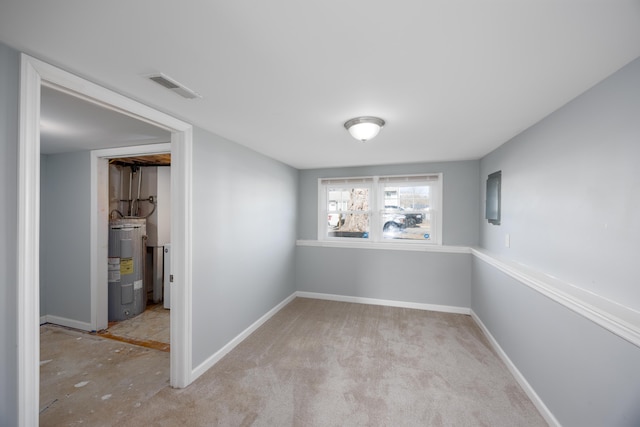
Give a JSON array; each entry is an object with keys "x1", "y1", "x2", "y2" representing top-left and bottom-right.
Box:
[
  {"x1": 318, "y1": 173, "x2": 443, "y2": 245},
  {"x1": 318, "y1": 176, "x2": 374, "y2": 239}
]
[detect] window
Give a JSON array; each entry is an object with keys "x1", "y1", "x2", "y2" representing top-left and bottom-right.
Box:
[
  {"x1": 319, "y1": 174, "x2": 442, "y2": 244},
  {"x1": 322, "y1": 177, "x2": 373, "y2": 238}
]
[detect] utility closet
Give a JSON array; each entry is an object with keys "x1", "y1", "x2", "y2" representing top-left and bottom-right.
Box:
[{"x1": 107, "y1": 154, "x2": 171, "y2": 321}]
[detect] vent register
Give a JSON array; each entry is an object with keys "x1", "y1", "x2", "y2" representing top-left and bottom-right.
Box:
[{"x1": 147, "y1": 73, "x2": 202, "y2": 99}]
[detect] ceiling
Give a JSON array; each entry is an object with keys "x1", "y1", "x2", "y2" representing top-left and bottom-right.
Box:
[
  {"x1": 109, "y1": 154, "x2": 172, "y2": 167},
  {"x1": 40, "y1": 86, "x2": 170, "y2": 155},
  {"x1": 2, "y1": 1, "x2": 639, "y2": 169}
]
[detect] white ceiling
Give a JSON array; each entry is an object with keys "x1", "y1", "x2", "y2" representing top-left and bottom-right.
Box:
[
  {"x1": 2, "y1": 1, "x2": 639, "y2": 169},
  {"x1": 40, "y1": 86, "x2": 170, "y2": 154}
]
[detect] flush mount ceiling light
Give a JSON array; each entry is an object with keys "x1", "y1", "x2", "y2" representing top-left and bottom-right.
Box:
[{"x1": 344, "y1": 116, "x2": 385, "y2": 142}]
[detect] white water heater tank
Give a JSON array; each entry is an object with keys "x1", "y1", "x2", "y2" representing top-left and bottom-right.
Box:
[{"x1": 108, "y1": 218, "x2": 147, "y2": 321}]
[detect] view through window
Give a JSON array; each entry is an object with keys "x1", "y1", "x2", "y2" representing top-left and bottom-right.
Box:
[{"x1": 320, "y1": 174, "x2": 441, "y2": 243}]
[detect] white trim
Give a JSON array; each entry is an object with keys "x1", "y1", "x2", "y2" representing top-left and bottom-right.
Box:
[
  {"x1": 470, "y1": 310, "x2": 560, "y2": 427},
  {"x1": 317, "y1": 179, "x2": 325, "y2": 240},
  {"x1": 434, "y1": 173, "x2": 443, "y2": 244},
  {"x1": 471, "y1": 248, "x2": 640, "y2": 349},
  {"x1": 317, "y1": 173, "x2": 443, "y2": 245},
  {"x1": 91, "y1": 144, "x2": 173, "y2": 158},
  {"x1": 91, "y1": 143, "x2": 172, "y2": 332},
  {"x1": 191, "y1": 292, "x2": 297, "y2": 381},
  {"x1": 40, "y1": 315, "x2": 93, "y2": 332},
  {"x1": 90, "y1": 154, "x2": 107, "y2": 331},
  {"x1": 18, "y1": 53, "x2": 194, "y2": 425},
  {"x1": 40, "y1": 78, "x2": 179, "y2": 133},
  {"x1": 170, "y1": 127, "x2": 193, "y2": 388},
  {"x1": 296, "y1": 291, "x2": 471, "y2": 315},
  {"x1": 18, "y1": 53, "x2": 41, "y2": 427},
  {"x1": 296, "y1": 239, "x2": 470, "y2": 254}
]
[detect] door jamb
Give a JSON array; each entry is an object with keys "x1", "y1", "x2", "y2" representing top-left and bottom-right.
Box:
[
  {"x1": 91, "y1": 143, "x2": 172, "y2": 331},
  {"x1": 18, "y1": 54, "x2": 193, "y2": 426}
]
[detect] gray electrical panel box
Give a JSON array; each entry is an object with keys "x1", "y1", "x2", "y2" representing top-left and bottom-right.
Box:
[{"x1": 486, "y1": 171, "x2": 501, "y2": 225}]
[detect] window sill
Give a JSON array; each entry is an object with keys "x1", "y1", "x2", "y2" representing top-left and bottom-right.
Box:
[{"x1": 296, "y1": 239, "x2": 470, "y2": 254}]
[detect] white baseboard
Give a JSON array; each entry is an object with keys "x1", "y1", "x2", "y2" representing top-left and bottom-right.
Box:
[
  {"x1": 470, "y1": 310, "x2": 559, "y2": 427},
  {"x1": 296, "y1": 291, "x2": 471, "y2": 315},
  {"x1": 42, "y1": 315, "x2": 93, "y2": 332},
  {"x1": 190, "y1": 291, "x2": 297, "y2": 382}
]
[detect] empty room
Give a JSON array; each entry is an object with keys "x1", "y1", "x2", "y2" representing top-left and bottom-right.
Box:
[{"x1": 1, "y1": 1, "x2": 639, "y2": 426}]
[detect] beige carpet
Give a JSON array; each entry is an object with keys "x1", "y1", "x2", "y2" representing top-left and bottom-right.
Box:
[{"x1": 41, "y1": 298, "x2": 547, "y2": 426}]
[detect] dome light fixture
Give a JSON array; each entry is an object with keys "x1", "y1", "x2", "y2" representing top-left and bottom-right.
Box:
[{"x1": 344, "y1": 116, "x2": 385, "y2": 142}]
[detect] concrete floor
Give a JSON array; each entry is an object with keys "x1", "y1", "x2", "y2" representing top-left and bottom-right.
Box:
[
  {"x1": 99, "y1": 303, "x2": 170, "y2": 352},
  {"x1": 40, "y1": 305, "x2": 170, "y2": 426}
]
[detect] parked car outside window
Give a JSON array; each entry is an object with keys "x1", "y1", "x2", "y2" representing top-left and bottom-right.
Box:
[{"x1": 384, "y1": 205, "x2": 423, "y2": 227}]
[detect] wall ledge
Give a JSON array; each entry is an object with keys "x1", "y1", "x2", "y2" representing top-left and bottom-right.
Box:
[
  {"x1": 296, "y1": 239, "x2": 471, "y2": 254},
  {"x1": 471, "y1": 247, "x2": 640, "y2": 349}
]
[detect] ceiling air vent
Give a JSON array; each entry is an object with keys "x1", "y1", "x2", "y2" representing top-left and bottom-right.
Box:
[{"x1": 147, "y1": 73, "x2": 202, "y2": 99}]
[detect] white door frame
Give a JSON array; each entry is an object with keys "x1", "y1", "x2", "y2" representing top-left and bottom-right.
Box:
[
  {"x1": 18, "y1": 54, "x2": 193, "y2": 426},
  {"x1": 91, "y1": 143, "x2": 172, "y2": 332}
]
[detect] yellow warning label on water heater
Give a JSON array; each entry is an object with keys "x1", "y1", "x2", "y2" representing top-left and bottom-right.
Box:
[{"x1": 120, "y1": 258, "x2": 134, "y2": 275}]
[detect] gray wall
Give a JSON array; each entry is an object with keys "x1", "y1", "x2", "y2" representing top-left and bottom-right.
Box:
[
  {"x1": 295, "y1": 161, "x2": 478, "y2": 308},
  {"x1": 40, "y1": 151, "x2": 92, "y2": 323},
  {"x1": 0, "y1": 42, "x2": 298, "y2": 419},
  {"x1": 191, "y1": 127, "x2": 298, "y2": 367},
  {"x1": 472, "y1": 258, "x2": 640, "y2": 426},
  {"x1": 474, "y1": 57, "x2": 640, "y2": 425},
  {"x1": 479, "y1": 57, "x2": 640, "y2": 311},
  {"x1": 298, "y1": 160, "x2": 480, "y2": 245},
  {"x1": 297, "y1": 247, "x2": 471, "y2": 308},
  {"x1": 0, "y1": 41, "x2": 19, "y2": 427}
]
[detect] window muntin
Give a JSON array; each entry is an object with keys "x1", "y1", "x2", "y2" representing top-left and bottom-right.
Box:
[{"x1": 319, "y1": 174, "x2": 441, "y2": 244}]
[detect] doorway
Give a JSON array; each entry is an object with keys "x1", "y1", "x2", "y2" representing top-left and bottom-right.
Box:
[
  {"x1": 100, "y1": 153, "x2": 172, "y2": 350},
  {"x1": 18, "y1": 54, "x2": 194, "y2": 426}
]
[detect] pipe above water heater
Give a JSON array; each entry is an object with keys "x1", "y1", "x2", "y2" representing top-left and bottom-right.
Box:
[{"x1": 135, "y1": 167, "x2": 143, "y2": 217}]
